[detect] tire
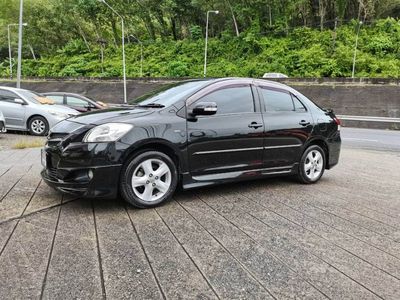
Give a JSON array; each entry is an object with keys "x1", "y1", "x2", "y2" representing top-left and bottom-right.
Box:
[
  {"x1": 297, "y1": 145, "x2": 326, "y2": 184},
  {"x1": 28, "y1": 116, "x2": 49, "y2": 136},
  {"x1": 120, "y1": 151, "x2": 178, "y2": 208}
]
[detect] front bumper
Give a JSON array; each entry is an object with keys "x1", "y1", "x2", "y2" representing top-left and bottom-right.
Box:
[
  {"x1": 41, "y1": 165, "x2": 121, "y2": 198},
  {"x1": 41, "y1": 141, "x2": 127, "y2": 198}
]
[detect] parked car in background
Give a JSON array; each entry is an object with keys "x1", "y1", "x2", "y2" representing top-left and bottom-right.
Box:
[
  {"x1": 263, "y1": 72, "x2": 288, "y2": 79},
  {"x1": 0, "y1": 87, "x2": 79, "y2": 136},
  {"x1": 0, "y1": 110, "x2": 6, "y2": 133},
  {"x1": 42, "y1": 78, "x2": 341, "y2": 208},
  {"x1": 43, "y1": 92, "x2": 108, "y2": 113}
]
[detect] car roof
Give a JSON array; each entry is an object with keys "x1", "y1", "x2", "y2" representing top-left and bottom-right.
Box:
[{"x1": 0, "y1": 86, "x2": 30, "y2": 93}]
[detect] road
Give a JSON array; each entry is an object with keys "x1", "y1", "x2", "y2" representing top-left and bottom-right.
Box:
[{"x1": 341, "y1": 127, "x2": 400, "y2": 152}]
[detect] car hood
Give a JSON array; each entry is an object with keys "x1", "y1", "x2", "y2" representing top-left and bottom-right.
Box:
[
  {"x1": 41, "y1": 104, "x2": 79, "y2": 114},
  {"x1": 67, "y1": 107, "x2": 154, "y2": 126}
]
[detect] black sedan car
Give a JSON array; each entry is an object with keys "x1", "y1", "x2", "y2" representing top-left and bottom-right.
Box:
[
  {"x1": 43, "y1": 92, "x2": 108, "y2": 113},
  {"x1": 41, "y1": 78, "x2": 341, "y2": 208}
]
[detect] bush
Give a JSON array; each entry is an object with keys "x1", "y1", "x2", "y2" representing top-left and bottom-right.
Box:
[{"x1": 1, "y1": 19, "x2": 399, "y2": 79}]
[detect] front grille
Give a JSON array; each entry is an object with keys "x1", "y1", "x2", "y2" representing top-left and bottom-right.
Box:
[{"x1": 47, "y1": 167, "x2": 58, "y2": 180}]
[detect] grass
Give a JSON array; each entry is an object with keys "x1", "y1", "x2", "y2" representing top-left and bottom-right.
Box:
[{"x1": 12, "y1": 139, "x2": 45, "y2": 149}]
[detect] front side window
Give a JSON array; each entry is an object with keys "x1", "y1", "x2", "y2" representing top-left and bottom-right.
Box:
[
  {"x1": 46, "y1": 95, "x2": 64, "y2": 104},
  {"x1": 197, "y1": 85, "x2": 254, "y2": 115},
  {"x1": 0, "y1": 90, "x2": 18, "y2": 103},
  {"x1": 260, "y1": 88, "x2": 294, "y2": 112}
]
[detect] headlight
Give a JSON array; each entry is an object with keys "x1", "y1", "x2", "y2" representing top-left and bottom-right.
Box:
[
  {"x1": 83, "y1": 123, "x2": 133, "y2": 143},
  {"x1": 49, "y1": 111, "x2": 69, "y2": 119}
]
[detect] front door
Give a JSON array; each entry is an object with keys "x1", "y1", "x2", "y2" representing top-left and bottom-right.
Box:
[
  {"x1": 0, "y1": 89, "x2": 26, "y2": 129},
  {"x1": 187, "y1": 83, "x2": 264, "y2": 177},
  {"x1": 257, "y1": 86, "x2": 313, "y2": 168}
]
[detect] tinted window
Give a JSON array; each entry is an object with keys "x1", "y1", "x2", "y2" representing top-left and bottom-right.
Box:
[
  {"x1": 198, "y1": 86, "x2": 254, "y2": 114},
  {"x1": 46, "y1": 95, "x2": 64, "y2": 104},
  {"x1": 0, "y1": 90, "x2": 18, "y2": 103},
  {"x1": 67, "y1": 96, "x2": 89, "y2": 107},
  {"x1": 292, "y1": 95, "x2": 307, "y2": 111},
  {"x1": 260, "y1": 88, "x2": 294, "y2": 112}
]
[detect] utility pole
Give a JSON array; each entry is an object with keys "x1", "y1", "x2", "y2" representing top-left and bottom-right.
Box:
[
  {"x1": 352, "y1": 21, "x2": 363, "y2": 79},
  {"x1": 16, "y1": 0, "x2": 24, "y2": 88},
  {"x1": 204, "y1": 10, "x2": 219, "y2": 78}
]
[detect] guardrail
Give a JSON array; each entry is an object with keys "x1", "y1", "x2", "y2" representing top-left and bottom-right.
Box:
[{"x1": 337, "y1": 115, "x2": 400, "y2": 123}]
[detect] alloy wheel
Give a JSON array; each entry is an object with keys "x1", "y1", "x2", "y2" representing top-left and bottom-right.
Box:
[
  {"x1": 304, "y1": 149, "x2": 323, "y2": 181},
  {"x1": 131, "y1": 158, "x2": 172, "y2": 202},
  {"x1": 31, "y1": 119, "x2": 46, "y2": 135}
]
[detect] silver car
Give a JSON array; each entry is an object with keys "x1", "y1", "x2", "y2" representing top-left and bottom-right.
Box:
[
  {"x1": 0, "y1": 110, "x2": 6, "y2": 133},
  {"x1": 0, "y1": 87, "x2": 79, "y2": 136}
]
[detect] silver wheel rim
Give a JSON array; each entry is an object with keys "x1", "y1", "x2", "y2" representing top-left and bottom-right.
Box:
[
  {"x1": 131, "y1": 158, "x2": 172, "y2": 202},
  {"x1": 31, "y1": 119, "x2": 45, "y2": 134},
  {"x1": 304, "y1": 150, "x2": 323, "y2": 181}
]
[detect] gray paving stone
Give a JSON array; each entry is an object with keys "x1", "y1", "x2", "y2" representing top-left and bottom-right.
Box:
[
  {"x1": 197, "y1": 191, "x2": 378, "y2": 300},
  {"x1": 0, "y1": 219, "x2": 17, "y2": 253},
  {"x1": 157, "y1": 200, "x2": 275, "y2": 299},
  {"x1": 230, "y1": 191, "x2": 400, "y2": 299},
  {"x1": 94, "y1": 199, "x2": 164, "y2": 299},
  {"x1": 127, "y1": 204, "x2": 218, "y2": 299},
  {"x1": 0, "y1": 164, "x2": 42, "y2": 223},
  {"x1": 176, "y1": 194, "x2": 327, "y2": 300},
  {"x1": 0, "y1": 208, "x2": 58, "y2": 299},
  {"x1": 24, "y1": 181, "x2": 63, "y2": 216},
  {"x1": 41, "y1": 199, "x2": 103, "y2": 299}
]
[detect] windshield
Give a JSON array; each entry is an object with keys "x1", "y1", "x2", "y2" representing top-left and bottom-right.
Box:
[
  {"x1": 19, "y1": 90, "x2": 54, "y2": 105},
  {"x1": 130, "y1": 81, "x2": 211, "y2": 107}
]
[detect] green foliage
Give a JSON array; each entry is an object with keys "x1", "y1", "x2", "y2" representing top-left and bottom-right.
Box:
[{"x1": 1, "y1": 19, "x2": 400, "y2": 78}]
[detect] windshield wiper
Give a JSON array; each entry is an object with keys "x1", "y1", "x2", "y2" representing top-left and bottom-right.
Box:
[{"x1": 136, "y1": 103, "x2": 165, "y2": 108}]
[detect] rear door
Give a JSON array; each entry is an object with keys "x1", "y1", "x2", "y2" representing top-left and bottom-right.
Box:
[
  {"x1": 187, "y1": 82, "x2": 264, "y2": 177},
  {"x1": 0, "y1": 89, "x2": 26, "y2": 129},
  {"x1": 257, "y1": 85, "x2": 313, "y2": 168}
]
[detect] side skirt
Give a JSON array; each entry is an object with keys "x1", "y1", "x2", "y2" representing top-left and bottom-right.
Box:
[{"x1": 181, "y1": 164, "x2": 298, "y2": 190}]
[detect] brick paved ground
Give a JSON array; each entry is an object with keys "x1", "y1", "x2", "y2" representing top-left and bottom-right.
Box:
[{"x1": 0, "y1": 145, "x2": 399, "y2": 299}]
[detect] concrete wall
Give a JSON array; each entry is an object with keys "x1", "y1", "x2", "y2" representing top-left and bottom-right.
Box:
[{"x1": 1, "y1": 78, "x2": 399, "y2": 129}]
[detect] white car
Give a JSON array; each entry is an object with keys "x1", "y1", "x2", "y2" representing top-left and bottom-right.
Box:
[
  {"x1": 0, "y1": 110, "x2": 6, "y2": 133},
  {"x1": 0, "y1": 87, "x2": 79, "y2": 136},
  {"x1": 262, "y1": 72, "x2": 288, "y2": 79}
]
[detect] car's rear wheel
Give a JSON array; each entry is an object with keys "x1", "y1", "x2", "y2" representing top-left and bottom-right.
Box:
[
  {"x1": 120, "y1": 151, "x2": 178, "y2": 208},
  {"x1": 28, "y1": 116, "x2": 49, "y2": 136},
  {"x1": 297, "y1": 145, "x2": 325, "y2": 184}
]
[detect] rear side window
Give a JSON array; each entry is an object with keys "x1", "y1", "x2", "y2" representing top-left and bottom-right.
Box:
[
  {"x1": 67, "y1": 96, "x2": 89, "y2": 107},
  {"x1": 260, "y1": 88, "x2": 293, "y2": 112},
  {"x1": 292, "y1": 95, "x2": 307, "y2": 112},
  {"x1": 198, "y1": 85, "x2": 254, "y2": 114}
]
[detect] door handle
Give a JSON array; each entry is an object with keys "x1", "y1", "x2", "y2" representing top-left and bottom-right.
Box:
[
  {"x1": 248, "y1": 122, "x2": 263, "y2": 129},
  {"x1": 299, "y1": 120, "x2": 310, "y2": 126},
  {"x1": 190, "y1": 131, "x2": 205, "y2": 137}
]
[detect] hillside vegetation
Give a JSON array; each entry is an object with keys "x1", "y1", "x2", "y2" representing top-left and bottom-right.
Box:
[{"x1": 1, "y1": 1, "x2": 400, "y2": 78}]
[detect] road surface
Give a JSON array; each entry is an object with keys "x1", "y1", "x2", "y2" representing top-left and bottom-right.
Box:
[{"x1": 341, "y1": 127, "x2": 400, "y2": 152}]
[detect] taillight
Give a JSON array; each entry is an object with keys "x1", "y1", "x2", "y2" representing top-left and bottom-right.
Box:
[{"x1": 334, "y1": 117, "x2": 341, "y2": 131}]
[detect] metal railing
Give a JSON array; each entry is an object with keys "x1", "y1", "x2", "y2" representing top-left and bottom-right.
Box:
[{"x1": 337, "y1": 115, "x2": 400, "y2": 123}]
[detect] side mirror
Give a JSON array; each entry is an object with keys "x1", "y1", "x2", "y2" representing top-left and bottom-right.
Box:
[
  {"x1": 191, "y1": 102, "x2": 217, "y2": 116},
  {"x1": 14, "y1": 98, "x2": 25, "y2": 105}
]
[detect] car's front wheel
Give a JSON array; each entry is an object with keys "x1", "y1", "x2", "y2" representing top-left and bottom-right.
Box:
[
  {"x1": 297, "y1": 145, "x2": 326, "y2": 184},
  {"x1": 28, "y1": 116, "x2": 49, "y2": 136},
  {"x1": 120, "y1": 151, "x2": 178, "y2": 208}
]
